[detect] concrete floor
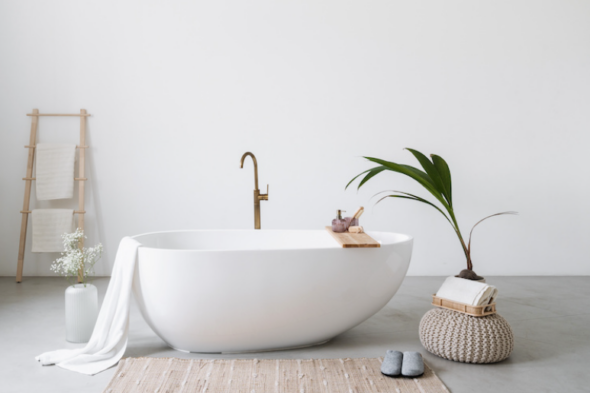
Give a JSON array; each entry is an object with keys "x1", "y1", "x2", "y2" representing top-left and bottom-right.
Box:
[{"x1": 1, "y1": 276, "x2": 589, "y2": 393}]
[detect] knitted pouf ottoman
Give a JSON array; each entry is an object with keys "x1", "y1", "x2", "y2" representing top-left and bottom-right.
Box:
[{"x1": 419, "y1": 308, "x2": 514, "y2": 364}]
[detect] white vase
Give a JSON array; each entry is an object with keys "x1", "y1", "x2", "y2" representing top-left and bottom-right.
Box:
[{"x1": 65, "y1": 284, "x2": 98, "y2": 343}]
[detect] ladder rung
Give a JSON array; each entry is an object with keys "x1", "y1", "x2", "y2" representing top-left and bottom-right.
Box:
[
  {"x1": 20, "y1": 210, "x2": 85, "y2": 214},
  {"x1": 24, "y1": 145, "x2": 88, "y2": 149},
  {"x1": 22, "y1": 178, "x2": 87, "y2": 181},
  {"x1": 26, "y1": 114, "x2": 91, "y2": 117}
]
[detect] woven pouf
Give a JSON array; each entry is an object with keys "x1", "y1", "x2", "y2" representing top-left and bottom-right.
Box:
[{"x1": 419, "y1": 308, "x2": 514, "y2": 364}]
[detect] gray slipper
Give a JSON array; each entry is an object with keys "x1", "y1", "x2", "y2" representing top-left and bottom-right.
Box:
[
  {"x1": 381, "y1": 350, "x2": 403, "y2": 377},
  {"x1": 401, "y1": 351, "x2": 424, "y2": 377}
]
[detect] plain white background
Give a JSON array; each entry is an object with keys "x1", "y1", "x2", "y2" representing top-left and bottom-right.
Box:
[{"x1": 1, "y1": 0, "x2": 589, "y2": 277}]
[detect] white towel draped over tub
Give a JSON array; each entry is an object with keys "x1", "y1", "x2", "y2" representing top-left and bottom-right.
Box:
[
  {"x1": 36, "y1": 237, "x2": 142, "y2": 375},
  {"x1": 31, "y1": 209, "x2": 74, "y2": 252},
  {"x1": 435, "y1": 276, "x2": 498, "y2": 306},
  {"x1": 35, "y1": 143, "x2": 76, "y2": 200}
]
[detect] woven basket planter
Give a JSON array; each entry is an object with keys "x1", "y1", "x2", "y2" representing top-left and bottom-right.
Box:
[{"x1": 419, "y1": 308, "x2": 514, "y2": 364}]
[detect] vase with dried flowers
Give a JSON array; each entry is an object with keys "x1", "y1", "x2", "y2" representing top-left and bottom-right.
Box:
[{"x1": 51, "y1": 228, "x2": 103, "y2": 343}]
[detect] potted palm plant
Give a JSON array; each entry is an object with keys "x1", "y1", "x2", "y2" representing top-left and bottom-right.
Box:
[{"x1": 347, "y1": 148, "x2": 516, "y2": 281}]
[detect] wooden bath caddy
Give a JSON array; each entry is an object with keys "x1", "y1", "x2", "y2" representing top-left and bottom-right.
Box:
[
  {"x1": 325, "y1": 227, "x2": 380, "y2": 248},
  {"x1": 432, "y1": 295, "x2": 497, "y2": 317}
]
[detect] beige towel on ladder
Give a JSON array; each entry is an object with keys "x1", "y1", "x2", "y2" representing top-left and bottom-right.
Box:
[
  {"x1": 32, "y1": 209, "x2": 74, "y2": 252},
  {"x1": 36, "y1": 143, "x2": 76, "y2": 200}
]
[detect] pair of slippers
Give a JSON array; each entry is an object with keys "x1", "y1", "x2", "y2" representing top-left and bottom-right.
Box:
[{"x1": 381, "y1": 350, "x2": 424, "y2": 378}]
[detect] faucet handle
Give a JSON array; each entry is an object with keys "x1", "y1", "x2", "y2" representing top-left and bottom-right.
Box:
[{"x1": 258, "y1": 184, "x2": 269, "y2": 200}]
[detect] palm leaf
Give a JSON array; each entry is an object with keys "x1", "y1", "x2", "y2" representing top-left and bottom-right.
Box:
[
  {"x1": 345, "y1": 166, "x2": 383, "y2": 190},
  {"x1": 374, "y1": 191, "x2": 454, "y2": 228},
  {"x1": 430, "y1": 154, "x2": 452, "y2": 206},
  {"x1": 374, "y1": 190, "x2": 468, "y2": 258},
  {"x1": 358, "y1": 166, "x2": 388, "y2": 188},
  {"x1": 405, "y1": 148, "x2": 450, "y2": 204},
  {"x1": 467, "y1": 211, "x2": 518, "y2": 256},
  {"x1": 361, "y1": 157, "x2": 451, "y2": 211}
]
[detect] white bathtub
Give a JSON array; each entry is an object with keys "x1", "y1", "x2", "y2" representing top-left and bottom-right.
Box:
[{"x1": 131, "y1": 229, "x2": 413, "y2": 353}]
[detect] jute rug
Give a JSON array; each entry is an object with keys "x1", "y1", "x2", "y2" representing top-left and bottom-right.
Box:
[{"x1": 104, "y1": 357, "x2": 450, "y2": 393}]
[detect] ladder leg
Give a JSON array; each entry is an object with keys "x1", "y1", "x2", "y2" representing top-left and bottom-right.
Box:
[
  {"x1": 77, "y1": 109, "x2": 86, "y2": 283},
  {"x1": 17, "y1": 109, "x2": 39, "y2": 283},
  {"x1": 16, "y1": 214, "x2": 29, "y2": 283}
]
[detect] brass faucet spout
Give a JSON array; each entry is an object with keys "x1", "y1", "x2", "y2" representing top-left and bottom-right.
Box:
[{"x1": 240, "y1": 152, "x2": 259, "y2": 190}]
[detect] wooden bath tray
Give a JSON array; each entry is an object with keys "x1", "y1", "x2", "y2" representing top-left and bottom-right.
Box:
[
  {"x1": 325, "y1": 227, "x2": 380, "y2": 248},
  {"x1": 432, "y1": 295, "x2": 497, "y2": 317}
]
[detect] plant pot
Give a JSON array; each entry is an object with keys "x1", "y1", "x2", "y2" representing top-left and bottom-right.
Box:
[
  {"x1": 65, "y1": 283, "x2": 98, "y2": 343},
  {"x1": 455, "y1": 275, "x2": 486, "y2": 284}
]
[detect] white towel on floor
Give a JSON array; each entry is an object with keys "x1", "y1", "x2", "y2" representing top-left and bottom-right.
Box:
[
  {"x1": 36, "y1": 143, "x2": 76, "y2": 200},
  {"x1": 31, "y1": 209, "x2": 74, "y2": 252},
  {"x1": 435, "y1": 276, "x2": 498, "y2": 306},
  {"x1": 36, "y1": 237, "x2": 141, "y2": 375}
]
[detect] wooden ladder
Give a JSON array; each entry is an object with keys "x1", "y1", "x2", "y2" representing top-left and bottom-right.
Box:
[{"x1": 16, "y1": 109, "x2": 90, "y2": 283}]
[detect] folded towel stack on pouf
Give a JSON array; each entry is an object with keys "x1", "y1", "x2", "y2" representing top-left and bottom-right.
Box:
[{"x1": 419, "y1": 308, "x2": 514, "y2": 364}]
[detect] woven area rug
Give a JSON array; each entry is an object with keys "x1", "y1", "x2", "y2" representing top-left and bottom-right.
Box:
[{"x1": 104, "y1": 357, "x2": 450, "y2": 393}]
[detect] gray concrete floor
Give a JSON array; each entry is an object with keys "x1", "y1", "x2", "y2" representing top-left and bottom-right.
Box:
[{"x1": 1, "y1": 276, "x2": 589, "y2": 393}]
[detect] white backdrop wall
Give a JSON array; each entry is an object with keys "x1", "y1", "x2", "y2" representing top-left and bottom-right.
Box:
[{"x1": 1, "y1": 0, "x2": 589, "y2": 277}]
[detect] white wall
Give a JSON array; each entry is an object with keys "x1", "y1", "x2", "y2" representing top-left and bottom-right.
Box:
[{"x1": 1, "y1": 0, "x2": 589, "y2": 277}]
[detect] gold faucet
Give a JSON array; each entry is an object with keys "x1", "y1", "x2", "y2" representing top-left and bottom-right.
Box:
[{"x1": 240, "y1": 152, "x2": 269, "y2": 229}]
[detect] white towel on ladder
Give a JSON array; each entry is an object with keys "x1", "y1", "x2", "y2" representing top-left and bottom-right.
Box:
[
  {"x1": 36, "y1": 143, "x2": 76, "y2": 200},
  {"x1": 31, "y1": 209, "x2": 74, "y2": 252},
  {"x1": 36, "y1": 237, "x2": 142, "y2": 375}
]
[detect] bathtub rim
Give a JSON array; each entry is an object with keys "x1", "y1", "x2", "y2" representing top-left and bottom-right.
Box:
[{"x1": 130, "y1": 229, "x2": 413, "y2": 253}]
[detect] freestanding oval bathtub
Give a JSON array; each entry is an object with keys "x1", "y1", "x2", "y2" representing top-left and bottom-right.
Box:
[{"x1": 131, "y1": 230, "x2": 413, "y2": 353}]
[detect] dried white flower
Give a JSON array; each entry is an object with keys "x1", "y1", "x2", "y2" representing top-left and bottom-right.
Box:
[{"x1": 51, "y1": 228, "x2": 103, "y2": 286}]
